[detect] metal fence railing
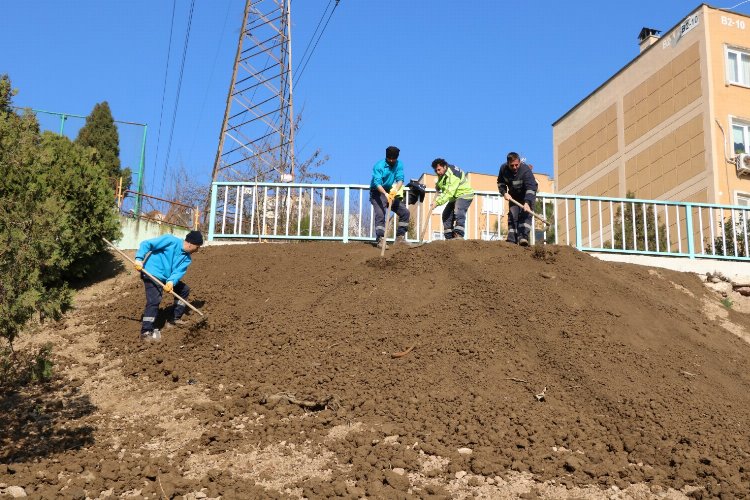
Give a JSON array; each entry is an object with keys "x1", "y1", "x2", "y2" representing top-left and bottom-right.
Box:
[
  {"x1": 534, "y1": 194, "x2": 750, "y2": 261},
  {"x1": 207, "y1": 182, "x2": 505, "y2": 244},
  {"x1": 208, "y1": 182, "x2": 750, "y2": 262},
  {"x1": 117, "y1": 189, "x2": 199, "y2": 230}
]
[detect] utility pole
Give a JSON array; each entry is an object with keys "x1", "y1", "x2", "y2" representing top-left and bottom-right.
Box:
[{"x1": 210, "y1": 0, "x2": 295, "y2": 184}]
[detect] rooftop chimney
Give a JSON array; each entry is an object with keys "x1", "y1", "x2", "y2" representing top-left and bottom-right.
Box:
[{"x1": 638, "y1": 27, "x2": 661, "y2": 53}]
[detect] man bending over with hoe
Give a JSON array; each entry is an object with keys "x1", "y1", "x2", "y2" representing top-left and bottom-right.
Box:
[
  {"x1": 497, "y1": 152, "x2": 538, "y2": 246},
  {"x1": 370, "y1": 145, "x2": 410, "y2": 249},
  {"x1": 134, "y1": 230, "x2": 203, "y2": 341},
  {"x1": 431, "y1": 158, "x2": 474, "y2": 240}
]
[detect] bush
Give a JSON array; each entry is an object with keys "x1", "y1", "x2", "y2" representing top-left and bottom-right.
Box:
[{"x1": 0, "y1": 74, "x2": 119, "y2": 347}]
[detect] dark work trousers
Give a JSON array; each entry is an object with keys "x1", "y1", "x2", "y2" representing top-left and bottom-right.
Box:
[
  {"x1": 507, "y1": 204, "x2": 533, "y2": 244},
  {"x1": 141, "y1": 275, "x2": 190, "y2": 333},
  {"x1": 370, "y1": 189, "x2": 410, "y2": 241},
  {"x1": 442, "y1": 198, "x2": 473, "y2": 239}
]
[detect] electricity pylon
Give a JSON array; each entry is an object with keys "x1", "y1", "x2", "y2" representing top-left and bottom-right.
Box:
[{"x1": 211, "y1": 0, "x2": 295, "y2": 183}]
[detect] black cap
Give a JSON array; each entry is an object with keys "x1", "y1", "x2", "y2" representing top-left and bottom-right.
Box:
[
  {"x1": 385, "y1": 146, "x2": 400, "y2": 159},
  {"x1": 185, "y1": 230, "x2": 203, "y2": 246}
]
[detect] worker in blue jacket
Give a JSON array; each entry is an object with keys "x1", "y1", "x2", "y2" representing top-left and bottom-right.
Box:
[
  {"x1": 134, "y1": 230, "x2": 203, "y2": 341},
  {"x1": 370, "y1": 145, "x2": 410, "y2": 249},
  {"x1": 497, "y1": 152, "x2": 538, "y2": 246}
]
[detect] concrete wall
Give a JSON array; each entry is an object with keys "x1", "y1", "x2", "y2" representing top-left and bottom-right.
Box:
[{"x1": 115, "y1": 215, "x2": 189, "y2": 250}]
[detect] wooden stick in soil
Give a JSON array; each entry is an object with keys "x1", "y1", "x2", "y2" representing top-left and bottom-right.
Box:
[
  {"x1": 102, "y1": 238, "x2": 205, "y2": 317},
  {"x1": 391, "y1": 344, "x2": 415, "y2": 358}
]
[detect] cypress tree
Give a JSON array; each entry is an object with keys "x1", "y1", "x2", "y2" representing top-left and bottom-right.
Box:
[{"x1": 75, "y1": 101, "x2": 131, "y2": 190}]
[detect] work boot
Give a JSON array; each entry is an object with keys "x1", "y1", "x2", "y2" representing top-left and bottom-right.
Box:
[
  {"x1": 166, "y1": 318, "x2": 188, "y2": 328},
  {"x1": 140, "y1": 329, "x2": 161, "y2": 342},
  {"x1": 376, "y1": 238, "x2": 389, "y2": 250},
  {"x1": 452, "y1": 233, "x2": 464, "y2": 240},
  {"x1": 395, "y1": 235, "x2": 406, "y2": 245},
  {"x1": 519, "y1": 238, "x2": 529, "y2": 247}
]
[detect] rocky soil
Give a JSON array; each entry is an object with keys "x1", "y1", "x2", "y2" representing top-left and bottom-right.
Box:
[{"x1": 2, "y1": 241, "x2": 750, "y2": 499}]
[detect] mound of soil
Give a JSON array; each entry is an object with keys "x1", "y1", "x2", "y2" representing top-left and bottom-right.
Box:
[{"x1": 2, "y1": 241, "x2": 750, "y2": 499}]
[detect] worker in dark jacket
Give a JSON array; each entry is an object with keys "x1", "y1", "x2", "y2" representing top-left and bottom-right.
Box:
[
  {"x1": 134, "y1": 230, "x2": 203, "y2": 341},
  {"x1": 497, "y1": 152, "x2": 538, "y2": 246},
  {"x1": 370, "y1": 145, "x2": 410, "y2": 249}
]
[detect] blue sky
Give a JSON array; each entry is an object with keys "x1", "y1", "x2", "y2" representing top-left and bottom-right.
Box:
[{"x1": 3, "y1": 0, "x2": 750, "y2": 198}]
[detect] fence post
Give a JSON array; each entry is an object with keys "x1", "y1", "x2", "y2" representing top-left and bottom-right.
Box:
[
  {"x1": 685, "y1": 203, "x2": 695, "y2": 259},
  {"x1": 208, "y1": 183, "x2": 218, "y2": 241},
  {"x1": 342, "y1": 186, "x2": 350, "y2": 243},
  {"x1": 575, "y1": 197, "x2": 583, "y2": 250},
  {"x1": 134, "y1": 124, "x2": 148, "y2": 217}
]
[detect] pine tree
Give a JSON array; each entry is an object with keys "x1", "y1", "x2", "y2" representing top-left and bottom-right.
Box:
[{"x1": 75, "y1": 101, "x2": 131, "y2": 190}]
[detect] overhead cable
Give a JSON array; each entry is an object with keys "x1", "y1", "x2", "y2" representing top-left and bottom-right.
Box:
[
  {"x1": 150, "y1": 0, "x2": 177, "y2": 194},
  {"x1": 294, "y1": 0, "x2": 341, "y2": 89},
  {"x1": 161, "y1": 0, "x2": 196, "y2": 196}
]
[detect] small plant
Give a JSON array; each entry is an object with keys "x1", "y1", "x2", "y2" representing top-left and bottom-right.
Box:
[
  {"x1": 721, "y1": 297, "x2": 733, "y2": 309},
  {"x1": 0, "y1": 342, "x2": 54, "y2": 388},
  {"x1": 29, "y1": 343, "x2": 54, "y2": 383}
]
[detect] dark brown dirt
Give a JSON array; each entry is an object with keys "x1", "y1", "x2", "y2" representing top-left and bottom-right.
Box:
[{"x1": 3, "y1": 241, "x2": 750, "y2": 499}]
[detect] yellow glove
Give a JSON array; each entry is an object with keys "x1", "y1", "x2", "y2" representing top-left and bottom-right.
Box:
[
  {"x1": 386, "y1": 187, "x2": 398, "y2": 205},
  {"x1": 134, "y1": 261, "x2": 143, "y2": 272},
  {"x1": 163, "y1": 281, "x2": 174, "y2": 294}
]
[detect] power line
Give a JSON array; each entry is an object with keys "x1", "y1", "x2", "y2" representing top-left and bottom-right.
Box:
[
  {"x1": 161, "y1": 0, "x2": 196, "y2": 196},
  {"x1": 149, "y1": 0, "x2": 177, "y2": 194},
  {"x1": 186, "y1": 0, "x2": 232, "y2": 162},
  {"x1": 294, "y1": 0, "x2": 341, "y2": 89},
  {"x1": 294, "y1": 0, "x2": 333, "y2": 76}
]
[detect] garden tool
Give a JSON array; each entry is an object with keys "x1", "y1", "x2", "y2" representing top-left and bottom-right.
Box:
[
  {"x1": 410, "y1": 202, "x2": 435, "y2": 249},
  {"x1": 507, "y1": 197, "x2": 550, "y2": 227}
]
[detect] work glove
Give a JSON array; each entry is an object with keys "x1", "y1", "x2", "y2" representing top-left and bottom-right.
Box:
[
  {"x1": 163, "y1": 281, "x2": 174, "y2": 294},
  {"x1": 134, "y1": 260, "x2": 143, "y2": 272},
  {"x1": 386, "y1": 192, "x2": 395, "y2": 205}
]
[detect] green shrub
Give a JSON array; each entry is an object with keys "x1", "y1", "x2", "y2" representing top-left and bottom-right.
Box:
[{"x1": 0, "y1": 74, "x2": 119, "y2": 346}]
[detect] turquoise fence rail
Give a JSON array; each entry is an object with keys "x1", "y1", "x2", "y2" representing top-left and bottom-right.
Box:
[
  {"x1": 208, "y1": 182, "x2": 750, "y2": 262},
  {"x1": 535, "y1": 193, "x2": 750, "y2": 261},
  {"x1": 208, "y1": 181, "x2": 507, "y2": 244}
]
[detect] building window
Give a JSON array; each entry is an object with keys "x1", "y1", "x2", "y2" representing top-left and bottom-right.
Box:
[
  {"x1": 727, "y1": 47, "x2": 750, "y2": 86},
  {"x1": 736, "y1": 193, "x2": 750, "y2": 206},
  {"x1": 733, "y1": 119, "x2": 750, "y2": 154}
]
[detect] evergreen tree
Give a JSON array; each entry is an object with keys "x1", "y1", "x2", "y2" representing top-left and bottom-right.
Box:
[
  {"x1": 706, "y1": 214, "x2": 749, "y2": 257},
  {"x1": 0, "y1": 75, "x2": 119, "y2": 346},
  {"x1": 75, "y1": 101, "x2": 131, "y2": 190},
  {"x1": 613, "y1": 191, "x2": 667, "y2": 251}
]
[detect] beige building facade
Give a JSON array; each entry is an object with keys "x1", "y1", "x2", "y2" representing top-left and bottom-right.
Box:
[{"x1": 553, "y1": 4, "x2": 750, "y2": 209}]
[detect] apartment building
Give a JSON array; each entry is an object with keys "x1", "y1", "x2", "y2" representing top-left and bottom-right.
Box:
[{"x1": 553, "y1": 3, "x2": 750, "y2": 208}]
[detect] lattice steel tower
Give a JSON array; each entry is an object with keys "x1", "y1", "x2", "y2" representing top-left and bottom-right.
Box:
[{"x1": 211, "y1": 0, "x2": 295, "y2": 183}]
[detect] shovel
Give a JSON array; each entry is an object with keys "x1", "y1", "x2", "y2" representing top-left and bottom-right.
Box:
[
  {"x1": 379, "y1": 182, "x2": 404, "y2": 257},
  {"x1": 410, "y1": 202, "x2": 435, "y2": 249},
  {"x1": 102, "y1": 237, "x2": 205, "y2": 318},
  {"x1": 380, "y1": 197, "x2": 396, "y2": 257},
  {"x1": 508, "y1": 197, "x2": 550, "y2": 227}
]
